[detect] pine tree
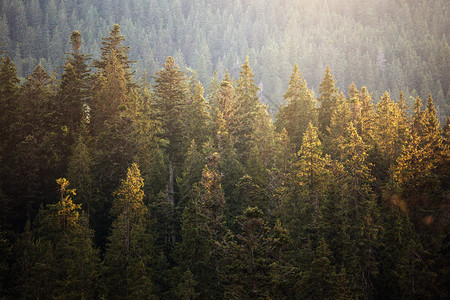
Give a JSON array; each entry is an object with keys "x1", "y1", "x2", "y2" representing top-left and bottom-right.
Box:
[
  {"x1": 294, "y1": 122, "x2": 330, "y2": 223},
  {"x1": 28, "y1": 178, "x2": 99, "y2": 299},
  {"x1": 210, "y1": 70, "x2": 237, "y2": 128},
  {"x1": 173, "y1": 188, "x2": 220, "y2": 299},
  {"x1": 174, "y1": 269, "x2": 200, "y2": 300},
  {"x1": 103, "y1": 163, "x2": 154, "y2": 299},
  {"x1": 178, "y1": 140, "x2": 205, "y2": 207},
  {"x1": 245, "y1": 103, "x2": 276, "y2": 187},
  {"x1": 371, "y1": 92, "x2": 409, "y2": 187},
  {"x1": 223, "y1": 207, "x2": 290, "y2": 299},
  {"x1": 278, "y1": 122, "x2": 331, "y2": 263},
  {"x1": 275, "y1": 63, "x2": 317, "y2": 151},
  {"x1": 7, "y1": 64, "x2": 59, "y2": 229},
  {"x1": 299, "y1": 238, "x2": 350, "y2": 299},
  {"x1": 0, "y1": 56, "x2": 20, "y2": 225},
  {"x1": 57, "y1": 30, "x2": 91, "y2": 137},
  {"x1": 323, "y1": 93, "x2": 352, "y2": 159},
  {"x1": 67, "y1": 123, "x2": 94, "y2": 214},
  {"x1": 227, "y1": 175, "x2": 268, "y2": 229},
  {"x1": 90, "y1": 51, "x2": 139, "y2": 248},
  {"x1": 174, "y1": 153, "x2": 227, "y2": 298},
  {"x1": 183, "y1": 81, "x2": 210, "y2": 149},
  {"x1": 317, "y1": 66, "x2": 339, "y2": 137},
  {"x1": 233, "y1": 57, "x2": 262, "y2": 163},
  {"x1": 356, "y1": 86, "x2": 375, "y2": 144},
  {"x1": 378, "y1": 206, "x2": 436, "y2": 299},
  {"x1": 93, "y1": 24, "x2": 135, "y2": 84},
  {"x1": 152, "y1": 56, "x2": 189, "y2": 206},
  {"x1": 0, "y1": 56, "x2": 19, "y2": 142}
]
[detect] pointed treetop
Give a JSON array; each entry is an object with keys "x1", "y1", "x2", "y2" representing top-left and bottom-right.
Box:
[
  {"x1": 223, "y1": 69, "x2": 231, "y2": 82},
  {"x1": 348, "y1": 82, "x2": 359, "y2": 102},
  {"x1": 238, "y1": 56, "x2": 256, "y2": 82},
  {"x1": 70, "y1": 30, "x2": 82, "y2": 55},
  {"x1": 283, "y1": 63, "x2": 307, "y2": 101},
  {"x1": 163, "y1": 56, "x2": 178, "y2": 72},
  {"x1": 319, "y1": 65, "x2": 337, "y2": 100},
  {"x1": 0, "y1": 55, "x2": 19, "y2": 94},
  {"x1": 29, "y1": 64, "x2": 50, "y2": 84},
  {"x1": 398, "y1": 91, "x2": 408, "y2": 113}
]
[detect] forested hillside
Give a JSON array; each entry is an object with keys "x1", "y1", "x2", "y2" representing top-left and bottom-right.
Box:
[
  {"x1": 0, "y1": 0, "x2": 449, "y2": 119},
  {"x1": 0, "y1": 22, "x2": 448, "y2": 298}
]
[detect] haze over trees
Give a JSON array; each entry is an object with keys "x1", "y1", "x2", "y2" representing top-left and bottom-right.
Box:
[
  {"x1": 0, "y1": 1, "x2": 449, "y2": 299},
  {"x1": 0, "y1": 0, "x2": 448, "y2": 120}
]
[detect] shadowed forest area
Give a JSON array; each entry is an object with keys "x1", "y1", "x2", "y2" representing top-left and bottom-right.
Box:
[{"x1": 0, "y1": 1, "x2": 449, "y2": 299}]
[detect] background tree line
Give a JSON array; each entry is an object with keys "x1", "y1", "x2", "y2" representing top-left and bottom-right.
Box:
[
  {"x1": 0, "y1": 24, "x2": 448, "y2": 299},
  {"x1": 0, "y1": 0, "x2": 448, "y2": 121}
]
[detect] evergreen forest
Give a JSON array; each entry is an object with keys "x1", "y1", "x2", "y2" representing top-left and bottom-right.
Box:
[
  {"x1": 0, "y1": 0, "x2": 449, "y2": 119},
  {"x1": 0, "y1": 1, "x2": 449, "y2": 299}
]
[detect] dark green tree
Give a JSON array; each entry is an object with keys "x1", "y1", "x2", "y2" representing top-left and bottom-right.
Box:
[
  {"x1": 152, "y1": 56, "x2": 189, "y2": 206},
  {"x1": 57, "y1": 30, "x2": 90, "y2": 134},
  {"x1": 103, "y1": 163, "x2": 154, "y2": 299},
  {"x1": 233, "y1": 57, "x2": 262, "y2": 163},
  {"x1": 27, "y1": 178, "x2": 100, "y2": 299},
  {"x1": 223, "y1": 207, "x2": 291, "y2": 299},
  {"x1": 299, "y1": 238, "x2": 350, "y2": 300}
]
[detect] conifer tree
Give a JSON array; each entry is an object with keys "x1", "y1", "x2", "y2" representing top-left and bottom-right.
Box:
[
  {"x1": 338, "y1": 124, "x2": 381, "y2": 298},
  {"x1": 245, "y1": 103, "x2": 276, "y2": 187},
  {"x1": 28, "y1": 178, "x2": 99, "y2": 299},
  {"x1": 57, "y1": 30, "x2": 91, "y2": 137},
  {"x1": 178, "y1": 140, "x2": 204, "y2": 206},
  {"x1": 67, "y1": 123, "x2": 93, "y2": 214},
  {"x1": 152, "y1": 56, "x2": 189, "y2": 206},
  {"x1": 317, "y1": 66, "x2": 339, "y2": 137},
  {"x1": 294, "y1": 122, "x2": 330, "y2": 223},
  {"x1": 174, "y1": 269, "x2": 199, "y2": 300},
  {"x1": 103, "y1": 163, "x2": 154, "y2": 299},
  {"x1": 279, "y1": 122, "x2": 331, "y2": 258},
  {"x1": 233, "y1": 57, "x2": 262, "y2": 162},
  {"x1": 224, "y1": 207, "x2": 290, "y2": 299},
  {"x1": 356, "y1": 86, "x2": 375, "y2": 144},
  {"x1": 275, "y1": 63, "x2": 317, "y2": 151},
  {"x1": 7, "y1": 64, "x2": 59, "y2": 229},
  {"x1": 378, "y1": 206, "x2": 436, "y2": 299},
  {"x1": 173, "y1": 188, "x2": 220, "y2": 299},
  {"x1": 299, "y1": 238, "x2": 350, "y2": 299},
  {"x1": 174, "y1": 153, "x2": 227, "y2": 298},
  {"x1": 0, "y1": 56, "x2": 20, "y2": 225},
  {"x1": 210, "y1": 70, "x2": 239, "y2": 134},
  {"x1": 93, "y1": 24, "x2": 135, "y2": 84},
  {"x1": 227, "y1": 175, "x2": 268, "y2": 228},
  {"x1": 323, "y1": 93, "x2": 352, "y2": 159},
  {"x1": 411, "y1": 96, "x2": 426, "y2": 138},
  {"x1": 0, "y1": 56, "x2": 19, "y2": 143},
  {"x1": 183, "y1": 81, "x2": 210, "y2": 148},
  {"x1": 90, "y1": 51, "x2": 140, "y2": 248},
  {"x1": 371, "y1": 92, "x2": 409, "y2": 186},
  {"x1": 394, "y1": 94, "x2": 445, "y2": 223}
]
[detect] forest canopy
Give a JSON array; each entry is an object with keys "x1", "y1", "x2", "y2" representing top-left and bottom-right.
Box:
[
  {"x1": 0, "y1": 1, "x2": 449, "y2": 299},
  {"x1": 0, "y1": 0, "x2": 449, "y2": 119}
]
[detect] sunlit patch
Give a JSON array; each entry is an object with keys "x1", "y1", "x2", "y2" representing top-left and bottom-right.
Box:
[{"x1": 423, "y1": 215, "x2": 435, "y2": 225}]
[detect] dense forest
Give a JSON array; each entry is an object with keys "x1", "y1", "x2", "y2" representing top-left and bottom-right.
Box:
[
  {"x1": 0, "y1": 23, "x2": 449, "y2": 299},
  {"x1": 0, "y1": 0, "x2": 449, "y2": 119},
  {"x1": 0, "y1": 1, "x2": 449, "y2": 300}
]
